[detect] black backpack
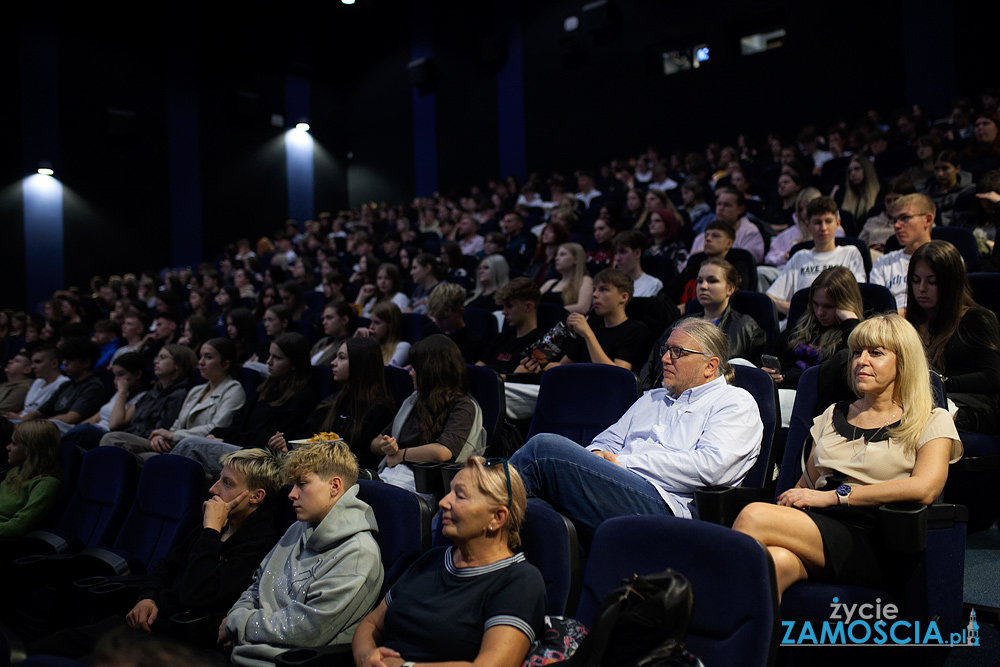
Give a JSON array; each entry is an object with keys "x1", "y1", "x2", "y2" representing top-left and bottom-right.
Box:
[{"x1": 568, "y1": 569, "x2": 697, "y2": 667}]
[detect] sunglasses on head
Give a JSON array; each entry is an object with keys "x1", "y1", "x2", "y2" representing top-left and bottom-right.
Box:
[{"x1": 484, "y1": 457, "x2": 512, "y2": 509}]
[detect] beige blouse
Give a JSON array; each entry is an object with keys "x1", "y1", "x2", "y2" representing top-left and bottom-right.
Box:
[{"x1": 807, "y1": 403, "x2": 962, "y2": 489}]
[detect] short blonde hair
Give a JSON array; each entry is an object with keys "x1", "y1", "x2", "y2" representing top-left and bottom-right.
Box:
[
  {"x1": 283, "y1": 440, "x2": 359, "y2": 487},
  {"x1": 427, "y1": 282, "x2": 467, "y2": 320},
  {"x1": 220, "y1": 449, "x2": 284, "y2": 496},
  {"x1": 892, "y1": 192, "x2": 937, "y2": 219},
  {"x1": 464, "y1": 456, "x2": 527, "y2": 551}
]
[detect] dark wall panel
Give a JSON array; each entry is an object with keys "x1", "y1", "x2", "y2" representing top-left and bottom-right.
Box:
[
  {"x1": 431, "y1": 3, "x2": 500, "y2": 197},
  {"x1": 197, "y1": 65, "x2": 288, "y2": 258},
  {"x1": 311, "y1": 80, "x2": 350, "y2": 217},
  {"x1": 345, "y1": 18, "x2": 415, "y2": 208},
  {"x1": 58, "y1": 26, "x2": 172, "y2": 288},
  {"x1": 519, "y1": 0, "x2": 906, "y2": 175},
  {"x1": 1, "y1": 23, "x2": 27, "y2": 308}
]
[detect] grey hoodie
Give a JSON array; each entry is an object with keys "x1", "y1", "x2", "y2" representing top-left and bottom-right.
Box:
[{"x1": 226, "y1": 484, "x2": 384, "y2": 667}]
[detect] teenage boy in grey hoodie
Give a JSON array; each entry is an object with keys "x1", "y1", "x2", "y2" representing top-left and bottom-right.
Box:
[{"x1": 220, "y1": 441, "x2": 384, "y2": 667}]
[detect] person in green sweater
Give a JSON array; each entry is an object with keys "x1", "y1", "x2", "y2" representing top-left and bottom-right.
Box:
[{"x1": 0, "y1": 419, "x2": 61, "y2": 537}]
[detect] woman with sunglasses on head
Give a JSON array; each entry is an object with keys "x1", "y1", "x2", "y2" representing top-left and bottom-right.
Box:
[
  {"x1": 905, "y1": 240, "x2": 1000, "y2": 434},
  {"x1": 372, "y1": 335, "x2": 486, "y2": 494},
  {"x1": 353, "y1": 456, "x2": 544, "y2": 667}
]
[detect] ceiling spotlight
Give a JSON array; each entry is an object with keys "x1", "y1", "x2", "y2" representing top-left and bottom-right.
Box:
[
  {"x1": 296, "y1": 122, "x2": 311, "y2": 132},
  {"x1": 37, "y1": 161, "x2": 54, "y2": 176},
  {"x1": 342, "y1": 0, "x2": 355, "y2": 4}
]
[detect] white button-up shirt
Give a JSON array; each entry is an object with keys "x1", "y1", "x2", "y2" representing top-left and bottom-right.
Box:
[{"x1": 589, "y1": 375, "x2": 763, "y2": 518}]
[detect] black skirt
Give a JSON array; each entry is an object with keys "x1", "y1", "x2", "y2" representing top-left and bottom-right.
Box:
[{"x1": 805, "y1": 506, "x2": 889, "y2": 589}]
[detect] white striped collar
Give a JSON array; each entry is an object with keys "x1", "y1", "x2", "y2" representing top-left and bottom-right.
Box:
[{"x1": 443, "y1": 546, "x2": 525, "y2": 577}]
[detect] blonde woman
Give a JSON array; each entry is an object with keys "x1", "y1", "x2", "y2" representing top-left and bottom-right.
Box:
[
  {"x1": 734, "y1": 314, "x2": 962, "y2": 599},
  {"x1": 538, "y1": 243, "x2": 593, "y2": 314},
  {"x1": 353, "y1": 456, "x2": 544, "y2": 667}
]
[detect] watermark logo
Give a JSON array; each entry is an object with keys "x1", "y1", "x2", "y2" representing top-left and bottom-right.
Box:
[{"x1": 780, "y1": 598, "x2": 980, "y2": 647}]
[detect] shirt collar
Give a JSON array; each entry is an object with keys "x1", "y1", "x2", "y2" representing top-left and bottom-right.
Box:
[{"x1": 664, "y1": 374, "x2": 727, "y2": 404}]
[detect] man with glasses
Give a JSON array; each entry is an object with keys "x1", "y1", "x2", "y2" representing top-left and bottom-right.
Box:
[
  {"x1": 869, "y1": 193, "x2": 935, "y2": 313},
  {"x1": 510, "y1": 319, "x2": 763, "y2": 547}
]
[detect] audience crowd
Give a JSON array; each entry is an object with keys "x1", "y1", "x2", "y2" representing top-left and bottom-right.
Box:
[{"x1": 2, "y1": 93, "x2": 1000, "y2": 664}]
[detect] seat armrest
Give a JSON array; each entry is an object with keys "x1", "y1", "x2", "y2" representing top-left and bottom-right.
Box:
[
  {"x1": 73, "y1": 547, "x2": 133, "y2": 578},
  {"x1": 20, "y1": 530, "x2": 76, "y2": 556},
  {"x1": 926, "y1": 503, "x2": 968, "y2": 528},
  {"x1": 878, "y1": 502, "x2": 969, "y2": 554},
  {"x1": 695, "y1": 485, "x2": 773, "y2": 527},
  {"x1": 878, "y1": 503, "x2": 928, "y2": 553},
  {"x1": 275, "y1": 644, "x2": 353, "y2": 667},
  {"x1": 411, "y1": 462, "x2": 448, "y2": 495},
  {"x1": 170, "y1": 611, "x2": 226, "y2": 647}
]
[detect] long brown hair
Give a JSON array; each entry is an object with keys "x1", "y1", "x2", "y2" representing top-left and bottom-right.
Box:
[
  {"x1": 257, "y1": 333, "x2": 312, "y2": 407},
  {"x1": 410, "y1": 335, "x2": 468, "y2": 445},
  {"x1": 317, "y1": 338, "x2": 394, "y2": 446},
  {"x1": 905, "y1": 241, "x2": 996, "y2": 372},
  {"x1": 370, "y1": 301, "x2": 404, "y2": 364}
]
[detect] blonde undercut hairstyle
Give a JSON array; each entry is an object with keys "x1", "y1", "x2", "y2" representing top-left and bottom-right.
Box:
[
  {"x1": 220, "y1": 448, "x2": 284, "y2": 497},
  {"x1": 891, "y1": 192, "x2": 937, "y2": 220},
  {"x1": 426, "y1": 282, "x2": 467, "y2": 320},
  {"x1": 282, "y1": 440, "x2": 359, "y2": 487},
  {"x1": 464, "y1": 456, "x2": 527, "y2": 551},
  {"x1": 847, "y1": 314, "x2": 933, "y2": 454}
]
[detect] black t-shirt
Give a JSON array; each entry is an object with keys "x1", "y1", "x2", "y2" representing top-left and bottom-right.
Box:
[
  {"x1": 563, "y1": 317, "x2": 649, "y2": 370},
  {"x1": 478, "y1": 328, "x2": 545, "y2": 375},
  {"x1": 38, "y1": 374, "x2": 106, "y2": 419},
  {"x1": 383, "y1": 547, "x2": 545, "y2": 663}
]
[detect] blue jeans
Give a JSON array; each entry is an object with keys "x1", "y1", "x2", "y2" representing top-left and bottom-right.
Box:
[{"x1": 510, "y1": 433, "x2": 672, "y2": 547}]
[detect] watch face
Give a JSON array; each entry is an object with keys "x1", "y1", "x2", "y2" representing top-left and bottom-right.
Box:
[{"x1": 836, "y1": 484, "x2": 851, "y2": 496}]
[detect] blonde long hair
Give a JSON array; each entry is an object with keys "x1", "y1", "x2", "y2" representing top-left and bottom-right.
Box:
[
  {"x1": 841, "y1": 155, "x2": 880, "y2": 221},
  {"x1": 847, "y1": 314, "x2": 933, "y2": 454},
  {"x1": 558, "y1": 243, "x2": 588, "y2": 307}
]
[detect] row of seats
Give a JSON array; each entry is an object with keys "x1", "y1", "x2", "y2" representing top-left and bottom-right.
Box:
[{"x1": 9, "y1": 359, "x2": 968, "y2": 666}]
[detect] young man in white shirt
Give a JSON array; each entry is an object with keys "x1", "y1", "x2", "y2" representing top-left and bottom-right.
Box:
[
  {"x1": 766, "y1": 196, "x2": 867, "y2": 314},
  {"x1": 612, "y1": 230, "x2": 663, "y2": 298},
  {"x1": 869, "y1": 193, "x2": 935, "y2": 314},
  {"x1": 3, "y1": 345, "x2": 68, "y2": 420}
]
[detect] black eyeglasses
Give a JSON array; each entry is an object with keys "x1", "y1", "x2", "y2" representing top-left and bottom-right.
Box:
[
  {"x1": 659, "y1": 345, "x2": 707, "y2": 360},
  {"x1": 484, "y1": 458, "x2": 512, "y2": 509}
]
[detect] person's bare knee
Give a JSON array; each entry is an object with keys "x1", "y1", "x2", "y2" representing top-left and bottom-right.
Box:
[
  {"x1": 769, "y1": 546, "x2": 808, "y2": 596},
  {"x1": 732, "y1": 501, "x2": 778, "y2": 540}
]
